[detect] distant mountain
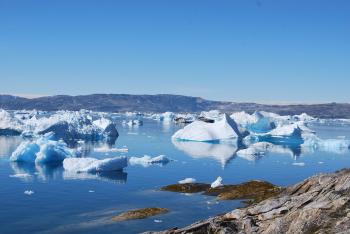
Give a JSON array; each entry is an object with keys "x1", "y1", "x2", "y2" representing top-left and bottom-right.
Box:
[{"x1": 0, "y1": 94, "x2": 349, "y2": 118}]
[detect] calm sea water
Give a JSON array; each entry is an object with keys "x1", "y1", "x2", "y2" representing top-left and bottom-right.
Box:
[{"x1": 1, "y1": 118, "x2": 350, "y2": 234}]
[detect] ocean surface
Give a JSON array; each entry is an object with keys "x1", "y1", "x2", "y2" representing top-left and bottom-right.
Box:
[{"x1": 1, "y1": 117, "x2": 350, "y2": 234}]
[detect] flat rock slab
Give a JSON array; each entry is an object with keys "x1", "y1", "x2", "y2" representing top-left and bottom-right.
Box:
[
  {"x1": 161, "y1": 180, "x2": 282, "y2": 204},
  {"x1": 112, "y1": 208, "x2": 169, "y2": 222}
]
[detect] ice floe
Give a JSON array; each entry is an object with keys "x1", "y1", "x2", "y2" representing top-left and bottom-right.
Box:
[
  {"x1": 63, "y1": 156, "x2": 127, "y2": 173},
  {"x1": 24, "y1": 190, "x2": 34, "y2": 195},
  {"x1": 178, "y1": 178, "x2": 196, "y2": 184}
]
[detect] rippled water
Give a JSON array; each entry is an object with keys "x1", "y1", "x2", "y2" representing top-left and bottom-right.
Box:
[{"x1": 1, "y1": 118, "x2": 350, "y2": 234}]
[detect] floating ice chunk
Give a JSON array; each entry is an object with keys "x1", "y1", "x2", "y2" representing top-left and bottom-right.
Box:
[
  {"x1": 129, "y1": 155, "x2": 172, "y2": 167},
  {"x1": 154, "y1": 219, "x2": 163, "y2": 223},
  {"x1": 231, "y1": 111, "x2": 257, "y2": 126},
  {"x1": 292, "y1": 162, "x2": 305, "y2": 166},
  {"x1": 0, "y1": 109, "x2": 24, "y2": 135},
  {"x1": 172, "y1": 114, "x2": 242, "y2": 142},
  {"x1": 10, "y1": 134, "x2": 73, "y2": 164},
  {"x1": 24, "y1": 190, "x2": 34, "y2": 195},
  {"x1": 63, "y1": 156, "x2": 127, "y2": 173},
  {"x1": 255, "y1": 122, "x2": 314, "y2": 145},
  {"x1": 178, "y1": 178, "x2": 196, "y2": 184},
  {"x1": 211, "y1": 176, "x2": 223, "y2": 188},
  {"x1": 293, "y1": 113, "x2": 315, "y2": 122},
  {"x1": 199, "y1": 110, "x2": 222, "y2": 122}
]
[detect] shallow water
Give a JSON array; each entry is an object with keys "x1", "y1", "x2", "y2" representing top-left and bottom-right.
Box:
[{"x1": 1, "y1": 118, "x2": 350, "y2": 234}]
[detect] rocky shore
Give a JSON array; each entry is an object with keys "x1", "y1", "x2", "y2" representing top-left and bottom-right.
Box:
[{"x1": 147, "y1": 169, "x2": 350, "y2": 234}]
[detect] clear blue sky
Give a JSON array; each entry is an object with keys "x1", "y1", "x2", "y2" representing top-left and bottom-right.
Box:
[{"x1": 1, "y1": 0, "x2": 349, "y2": 103}]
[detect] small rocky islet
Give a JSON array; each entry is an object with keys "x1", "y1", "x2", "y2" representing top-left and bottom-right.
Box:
[
  {"x1": 112, "y1": 208, "x2": 169, "y2": 222},
  {"x1": 161, "y1": 180, "x2": 282, "y2": 204}
]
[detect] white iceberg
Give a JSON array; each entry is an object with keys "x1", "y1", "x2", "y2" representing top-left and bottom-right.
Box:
[
  {"x1": 231, "y1": 111, "x2": 275, "y2": 133},
  {"x1": 172, "y1": 114, "x2": 243, "y2": 142},
  {"x1": 19, "y1": 110, "x2": 118, "y2": 143},
  {"x1": 199, "y1": 110, "x2": 222, "y2": 122},
  {"x1": 0, "y1": 109, "x2": 24, "y2": 135},
  {"x1": 24, "y1": 190, "x2": 34, "y2": 195},
  {"x1": 10, "y1": 134, "x2": 73, "y2": 164},
  {"x1": 178, "y1": 178, "x2": 196, "y2": 184},
  {"x1": 63, "y1": 156, "x2": 127, "y2": 173},
  {"x1": 211, "y1": 176, "x2": 223, "y2": 188}
]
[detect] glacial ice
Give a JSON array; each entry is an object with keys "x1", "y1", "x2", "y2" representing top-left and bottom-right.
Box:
[
  {"x1": 0, "y1": 110, "x2": 119, "y2": 144},
  {"x1": 172, "y1": 113, "x2": 243, "y2": 142},
  {"x1": 178, "y1": 178, "x2": 196, "y2": 184},
  {"x1": 63, "y1": 156, "x2": 127, "y2": 173},
  {"x1": 0, "y1": 109, "x2": 23, "y2": 135},
  {"x1": 231, "y1": 111, "x2": 275, "y2": 133},
  {"x1": 128, "y1": 155, "x2": 172, "y2": 167},
  {"x1": 10, "y1": 134, "x2": 73, "y2": 164},
  {"x1": 211, "y1": 176, "x2": 223, "y2": 188}
]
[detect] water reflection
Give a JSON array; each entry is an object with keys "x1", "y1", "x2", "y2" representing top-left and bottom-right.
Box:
[
  {"x1": 63, "y1": 170, "x2": 127, "y2": 184},
  {"x1": 10, "y1": 161, "x2": 127, "y2": 184},
  {"x1": 0, "y1": 136, "x2": 22, "y2": 157},
  {"x1": 172, "y1": 140, "x2": 238, "y2": 167}
]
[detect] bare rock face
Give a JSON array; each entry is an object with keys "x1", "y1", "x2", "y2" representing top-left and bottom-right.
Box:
[{"x1": 148, "y1": 169, "x2": 350, "y2": 234}]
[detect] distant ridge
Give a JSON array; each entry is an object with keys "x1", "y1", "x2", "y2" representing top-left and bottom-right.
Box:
[{"x1": 0, "y1": 94, "x2": 349, "y2": 118}]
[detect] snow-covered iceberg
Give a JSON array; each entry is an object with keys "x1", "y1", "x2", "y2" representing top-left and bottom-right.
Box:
[
  {"x1": 63, "y1": 156, "x2": 127, "y2": 173},
  {"x1": 231, "y1": 111, "x2": 275, "y2": 133},
  {"x1": 10, "y1": 134, "x2": 73, "y2": 164},
  {"x1": 172, "y1": 114, "x2": 243, "y2": 142}
]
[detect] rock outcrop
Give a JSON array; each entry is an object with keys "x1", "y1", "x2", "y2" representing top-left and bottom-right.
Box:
[{"x1": 148, "y1": 169, "x2": 350, "y2": 234}]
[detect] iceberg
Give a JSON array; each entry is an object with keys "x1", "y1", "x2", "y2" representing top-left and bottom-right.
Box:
[
  {"x1": 172, "y1": 114, "x2": 243, "y2": 142},
  {"x1": 128, "y1": 155, "x2": 172, "y2": 167},
  {"x1": 63, "y1": 156, "x2": 127, "y2": 173},
  {"x1": 251, "y1": 122, "x2": 315, "y2": 145},
  {"x1": 18, "y1": 110, "x2": 119, "y2": 144},
  {"x1": 0, "y1": 109, "x2": 24, "y2": 136},
  {"x1": 231, "y1": 111, "x2": 275, "y2": 133},
  {"x1": 211, "y1": 176, "x2": 223, "y2": 188},
  {"x1": 10, "y1": 134, "x2": 73, "y2": 164},
  {"x1": 199, "y1": 110, "x2": 222, "y2": 122}
]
